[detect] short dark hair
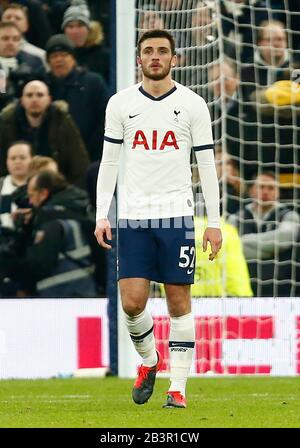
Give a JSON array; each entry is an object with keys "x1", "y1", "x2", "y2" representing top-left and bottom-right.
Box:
[
  {"x1": 31, "y1": 170, "x2": 68, "y2": 195},
  {"x1": 252, "y1": 171, "x2": 276, "y2": 181},
  {"x1": 257, "y1": 19, "x2": 286, "y2": 44},
  {"x1": 0, "y1": 21, "x2": 21, "y2": 35},
  {"x1": 3, "y1": 3, "x2": 29, "y2": 19},
  {"x1": 137, "y1": 29, "x2": 176, "y2": 56},
  {"x1": 249, "y1": 171, "x2": 277, "y2": 191},
  {"x1": 7, "y1": 140, "x2": 33, "y2": 156}
]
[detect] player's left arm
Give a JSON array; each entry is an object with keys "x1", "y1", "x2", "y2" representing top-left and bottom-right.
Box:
[{"x1": 191, "y1": 96, "x2": 222, "y2": 260}]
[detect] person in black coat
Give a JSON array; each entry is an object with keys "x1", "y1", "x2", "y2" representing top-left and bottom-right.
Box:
[
  {"x1": 44, "y1": 34, "x2": 109, "y2": 163},
  {"x1": 0, "y1": 80, "x2": 90, "y2": 187},
  {"x1": 62, "y1": 3, "x2": 110, "y2": 86},
  {"x1": 220, "y1": 0, "x2": 285, "y2": 63},
  {"x1": 0, "y1": 22, "x2": 46, "y2": 111},
  {"x1": 208, "y1": 59, "x2": 258, "y2": 180},
  {"x1": 241, "y1": 19, "x2": 290, "y2": 100},
  {"x1": 0, "y1": 170, "x2": 98, "y2": 297}
]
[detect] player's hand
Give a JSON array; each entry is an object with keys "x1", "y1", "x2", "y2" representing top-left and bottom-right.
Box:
[
  {"x1": 202, "y1": 227, "x2": 222, "y2": 261},
  {"x1": 94, "y1": 218, "x2": 112, "y2": 250}
]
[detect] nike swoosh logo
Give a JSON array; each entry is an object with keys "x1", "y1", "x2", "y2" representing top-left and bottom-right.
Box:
[
  {"x1": 187, "y1": 269, "x2": 193, "y2": 274},
  {"x1": 129, "y1": 114, "x2": 140, "y2": 119}
]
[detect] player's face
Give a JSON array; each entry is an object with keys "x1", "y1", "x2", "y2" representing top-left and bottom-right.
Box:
[{"x1": 138, "y1": 38, "x2": 176, "y2": 81}]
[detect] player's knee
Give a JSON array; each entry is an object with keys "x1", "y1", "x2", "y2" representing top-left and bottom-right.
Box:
[
  {"x1": 122, "y1": 301, "x2": 145, "y2": 317},
  {"x1": 168, "y1": 302, "x2": 191, "y2": 317}
]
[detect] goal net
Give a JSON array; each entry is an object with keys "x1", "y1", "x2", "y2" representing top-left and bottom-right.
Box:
[
  {"x1": 134, "y1": 0, "x2": 300, "y2": 299},
  {"x1": 116, "y1": 0, "x2": 300, "y2": 376}
]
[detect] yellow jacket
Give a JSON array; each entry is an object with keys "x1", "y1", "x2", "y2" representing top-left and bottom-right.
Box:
[{"x1": 191, "y1": 217, "x2": 253, "y2": 297}]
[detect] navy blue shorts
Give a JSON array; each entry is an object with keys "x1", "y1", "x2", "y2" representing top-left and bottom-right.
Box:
[{"x1": 118, "y1": 216, "x2": 195, "y2": 284}]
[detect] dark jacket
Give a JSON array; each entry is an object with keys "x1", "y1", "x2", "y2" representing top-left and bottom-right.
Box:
[
  {"x1": 45, "y1": 66, "x2": 109, "y2": 162},
  {"x1": 0, "y1": 101, "x2": 90, "y2": 186},
  {"x1": 12, "y1": 0, "x2": 52, "y2": 48},
  {"x1": 40, "y1": 1, "x2": 70, "y2": 34},
  {"x1": 3, "y1": 185, "x2": 98, "y2": 297},
  {"x1": 74, "y1": 45, "x2": 110, "y2": 86},
  {"x1": 241, "y1": 53, "x2": 289, "y2": 101},
  {"x1": 220, "y1": 0, "x2": 284, "y2": 63},
  {"x1": 211, "y1": 97, "x2": 258, "y2": 179},
  {"x1": 0, "y1": 51, "x2": 46, "y2": 111}
]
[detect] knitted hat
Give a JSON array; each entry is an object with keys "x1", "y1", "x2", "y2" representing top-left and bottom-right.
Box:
[
  {"x1": 62, "y1": 5, "x2": 91, "y2": 30},
  {"x1": 264, "y1": 80, "x2": 300, "y2": 106},
  {"x1": 45, "y1": 34, "x2": 75, "y2": 58}
]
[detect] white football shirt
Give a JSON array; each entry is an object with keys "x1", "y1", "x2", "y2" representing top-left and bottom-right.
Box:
[{"x1": 104, "y1": 81, "x2": 214, "y2": 220}]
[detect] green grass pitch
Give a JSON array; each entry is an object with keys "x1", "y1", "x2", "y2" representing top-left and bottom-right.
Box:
[{"x1": 0, "y1": 376, "x2": 300, "y2": 428}]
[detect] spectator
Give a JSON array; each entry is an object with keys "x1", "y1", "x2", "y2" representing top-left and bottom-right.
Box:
[
  {"x1": 86, "y1": 0, "x2": 110, "y2": 47},
  {"x1": 1, "y1": 3, "x2": 46, "y2": 65},
  {"x1": 174, "y1": 1, "x2": 235, "y2": 96},
  {"x1": 0, "y1": 0, "x2": 52, "y2": 49},
  {"x1": 215, "y1": 147, "x2": 247, "y2": 216},
  {"x1": 40, "y1": 1, "x2": 70, "y2": 35},
  {"x1": 191, "y1": 216, "x2": 253, "y2": 297},
  {"x1": 0, "y1": 80, "x2": 90, "y2": 186},
  {"x1": 248, "y1": 76, "x2": 300, "y2": 195},
  {"x1": 85, "y1": 158, "x2": 99, "y2": 208},
  {"x1": 241, "y1": 20, "x2": 290, "y2": 100},
  {"x1": 0, "y1": 170, "x2": 98, "y2": 297},
  {"x1": 28, "y1": 154, "x2": 58, "y2": 177},
  {"x1": 220, "y1": 0, "x2": 269, "y2": 62},
  {"x1": 0, "y1": 139, "x2": 32, "y2": 296},
  {"x1": 45, "y1": 34, "x2": 109, "y2": 162},
  {"x1": 288, "y1": 0, "x2": 300, "y2": 62},
  {"x1": 0, "y1": 21, "x2": 46, "y2": 110},
  {"x1": 138, "y1": 6, "x2": 165, "y2": 32},
  {"x1": 208, "y1": 59, "x2": 257, "y2": 179},
  {"x1": 189, "y1": 0, "x2": 216, "y2": 47},
  {"x1": 0, "y1": 140, "x2": 32, "y2": 230},
  {"x1": 62, "y1": 3, "x2": 110, "y2": 84},
  {"x1": 228, "y1": 171, "x2": 300, "y2": 297}
]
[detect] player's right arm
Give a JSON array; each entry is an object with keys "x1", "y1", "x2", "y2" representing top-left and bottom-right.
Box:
[{"x1": 94, "y1": 95, "x2": 123, "y2": 249}]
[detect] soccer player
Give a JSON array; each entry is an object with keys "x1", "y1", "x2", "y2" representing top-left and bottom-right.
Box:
[{"x1": 94, "y1": 29, "x2": 222, "y2": 408}]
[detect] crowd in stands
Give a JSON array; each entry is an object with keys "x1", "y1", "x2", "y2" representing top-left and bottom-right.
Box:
[
  {"x1": 0, "y1": 0, "x2": 109, "y2": 298},
  {"x1": 1, "y1": 0, "x2": 300, "y2": 298},
  {"x1": 137, "y1": 0, "x2": 300, "y2": 297}
]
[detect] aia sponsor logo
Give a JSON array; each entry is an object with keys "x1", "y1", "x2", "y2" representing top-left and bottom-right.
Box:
[{"x1": 132, "y1": 130, "x2": 179, "y2": 150}]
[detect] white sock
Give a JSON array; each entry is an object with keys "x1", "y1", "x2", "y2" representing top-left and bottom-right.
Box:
[
  {"x1": 124, "y1": 309, "x2": 157, "y2": 367},
  {"x1": 168, "y1": 312, "x2": 195, "y2": 397}
]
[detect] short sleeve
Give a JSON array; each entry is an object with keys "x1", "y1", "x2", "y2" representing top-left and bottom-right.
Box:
[
  {"x1": 190, "y1": 96, "x2": 214, "y2": 152},
  {"x1": 104, "y1": 95, "x2": 124, "y2": 144}
]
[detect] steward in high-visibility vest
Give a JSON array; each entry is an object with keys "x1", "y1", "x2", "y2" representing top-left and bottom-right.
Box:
[{"x1": 191, "y1": 216, "x2": 253, "y2": 297}]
